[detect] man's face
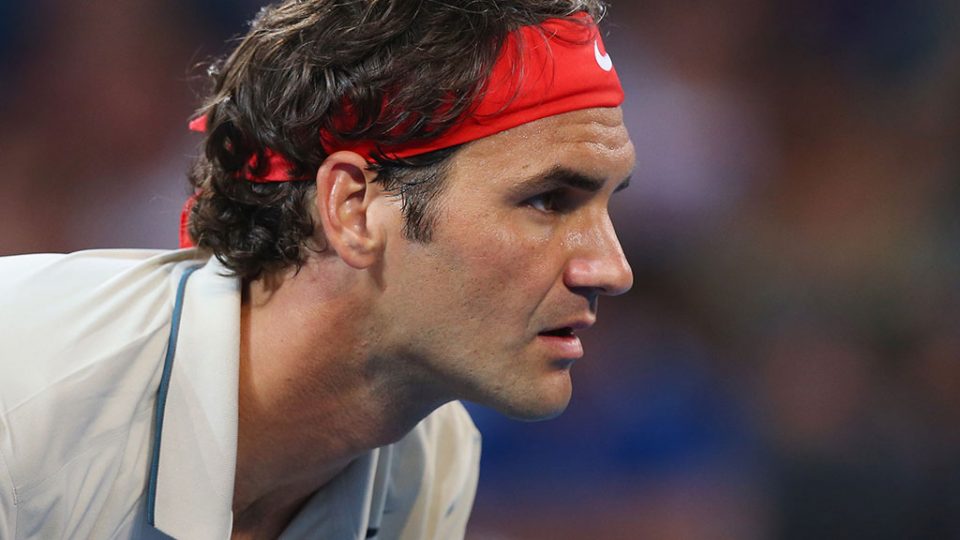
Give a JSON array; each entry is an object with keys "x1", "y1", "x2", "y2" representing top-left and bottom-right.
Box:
[{"x1": 373, "y1": 107, "x2": 634, "y2": 420}]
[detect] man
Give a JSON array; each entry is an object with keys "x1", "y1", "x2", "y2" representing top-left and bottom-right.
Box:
[{"x1": 0, "y1": 0, "x2": 633, "y2": 538}]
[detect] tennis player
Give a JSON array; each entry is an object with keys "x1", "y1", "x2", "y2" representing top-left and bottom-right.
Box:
[{"x1": 0, "y1": 0, "x2": 633, "y2": 537}]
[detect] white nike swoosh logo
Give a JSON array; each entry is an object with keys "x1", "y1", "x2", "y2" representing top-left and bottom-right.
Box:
[{"x1": 594, "y1": 40, "x2": 613, "y2": 72}]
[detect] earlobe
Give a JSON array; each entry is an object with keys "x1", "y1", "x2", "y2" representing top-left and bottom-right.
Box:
[{"x1": 314, "y1": 151, "x2": 382, "y2": 269}]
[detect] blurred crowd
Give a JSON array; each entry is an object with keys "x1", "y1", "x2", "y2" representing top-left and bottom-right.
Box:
[{"x1": 1, "y1": 1, "x2": 958, "y2": 538}]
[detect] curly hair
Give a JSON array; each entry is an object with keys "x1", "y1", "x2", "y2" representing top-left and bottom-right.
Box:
[{"x1": 187, "y1": 0, "x2": 608, "y2": 280}]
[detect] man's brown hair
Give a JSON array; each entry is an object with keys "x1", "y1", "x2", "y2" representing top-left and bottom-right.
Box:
[{"x1": 187, "y1": 0, "x2": 607, "y2": 279}]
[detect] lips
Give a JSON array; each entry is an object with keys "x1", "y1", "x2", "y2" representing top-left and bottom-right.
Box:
[
  {"x1": 535, "y1": 318, "x2": 594, "y2": 360},
  {"x1": 537, "y1": 317, "x2": 595, "y2": 337}
]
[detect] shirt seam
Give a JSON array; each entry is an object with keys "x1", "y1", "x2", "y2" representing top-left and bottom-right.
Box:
[
  {"x1": 0, "y1": 438, "x2": 18, "y2": 506},
  {"x1": 0, "y1": 426, "x2": 19, "y2": 539}
]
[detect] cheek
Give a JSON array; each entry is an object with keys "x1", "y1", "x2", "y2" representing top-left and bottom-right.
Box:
[{"x1": 433, "y1": 216, "x2": 557, "y2": 314}]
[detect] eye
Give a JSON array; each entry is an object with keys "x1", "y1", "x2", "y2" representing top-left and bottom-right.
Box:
[{"x1": 525, "y1": 190, "x2": 565, "y2": 213}]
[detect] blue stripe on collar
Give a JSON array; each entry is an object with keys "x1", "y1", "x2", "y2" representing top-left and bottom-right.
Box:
[{"x1": 146, "y1": 264, "x2": 202, "y2": 526}]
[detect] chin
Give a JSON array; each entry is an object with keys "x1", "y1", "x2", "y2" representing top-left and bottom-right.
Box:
[
  {"x1": 504, "y1": 402, "x2": 569, "y2": 422},
  {"x1": 497, "y1": 377, "x2": 573, "y2": 422}
]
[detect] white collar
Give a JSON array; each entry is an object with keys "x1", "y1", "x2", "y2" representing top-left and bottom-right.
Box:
[
  {"x1": 146, "y1": 256, "x2": 389, "y2": 539},
  {"x1": 279, "y1": 446, "x2": 392, "y2": 539},
  {"x1": 150, "y1": 256, "x2": 241, "y2": 539}
]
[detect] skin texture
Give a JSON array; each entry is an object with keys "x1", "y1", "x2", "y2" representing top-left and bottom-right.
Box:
[
  {"x1": 231, "y1": 106, "x2": 634, "y2": 538},
  {"x1": 371, "y1": 106, "x2": 635, "y2": 420}
]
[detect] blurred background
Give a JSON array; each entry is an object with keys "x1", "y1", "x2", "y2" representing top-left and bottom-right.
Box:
[{"x1": 1, "y1": 1, "x2": 958, "y2": 538}]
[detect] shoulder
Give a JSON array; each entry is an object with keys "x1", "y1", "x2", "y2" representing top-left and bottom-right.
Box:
[
  {"x1": 0, "y1": 248, "x2": 198, "y2": 302},
  {"x1": 0, "y1": 249, "x2": 202, "y2": 334},
  {"x1": 0, "y1": 248, "x2": 211, "y2": 538},
  {"x1": 0, "y1": 248, "x2": 206, "y2": 406}
]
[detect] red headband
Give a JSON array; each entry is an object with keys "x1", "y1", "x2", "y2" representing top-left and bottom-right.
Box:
[
  {"x1": 320, "y1": 13, "x2": 623, "y2": 164},
  {"x1": 181, "y1": 13, "x2": 622, "y2": 246}
]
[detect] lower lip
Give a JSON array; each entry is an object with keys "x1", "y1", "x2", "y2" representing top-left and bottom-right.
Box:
[{"x1": 536, "y1": 334, "x2": 584, "y2": 359}]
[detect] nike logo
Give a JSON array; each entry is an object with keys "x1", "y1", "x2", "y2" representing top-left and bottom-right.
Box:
[{"x1": 594, "y1": 40, "x2": 613, "y2": 72}]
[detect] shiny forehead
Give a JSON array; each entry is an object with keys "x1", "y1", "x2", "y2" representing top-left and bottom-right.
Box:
[{"x1": 453, "y1": 107, "x2": 635, "y2": 185}]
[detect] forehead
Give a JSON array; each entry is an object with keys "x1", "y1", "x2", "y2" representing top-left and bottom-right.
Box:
[{"x1": 449, "y1": 107, "x2": 635, "y2": 187}]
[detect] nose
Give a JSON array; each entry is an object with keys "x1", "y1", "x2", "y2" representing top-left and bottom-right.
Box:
[{"x1": 563, "y1": 213, "x2": 633, "y2": 297}]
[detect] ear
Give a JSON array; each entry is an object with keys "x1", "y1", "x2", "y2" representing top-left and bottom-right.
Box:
[{"x1": 314, "y1": 151, "x2": 383, "y2": 269}]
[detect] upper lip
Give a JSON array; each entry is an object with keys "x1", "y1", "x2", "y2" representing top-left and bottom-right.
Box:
[{"x1": 539, "y1": 317, "x2": 596, "y2": 335}]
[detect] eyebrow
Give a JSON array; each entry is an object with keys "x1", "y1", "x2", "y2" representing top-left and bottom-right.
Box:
[{"x1": 514, "y1": 166, "x2": 632, "y2": 196}]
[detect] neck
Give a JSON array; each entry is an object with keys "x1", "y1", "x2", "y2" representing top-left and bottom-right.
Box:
[{"x1": 231, "y1": 256, "x2": 447, "y2": 526}]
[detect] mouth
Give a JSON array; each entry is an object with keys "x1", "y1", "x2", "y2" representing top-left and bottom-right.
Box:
[
  {"x1": 536, "y1": 325, "x2": 586, "y2": 360},
  {"x1": 538, "y1": 327, "x2": 576, "y2": 338}
]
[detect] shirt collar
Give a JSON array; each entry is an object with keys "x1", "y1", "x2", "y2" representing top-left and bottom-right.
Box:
[
  {"x1": 151, "y1": 255, "x2": 241, "y2": 539},
  {"x1": 146, "y1": 255, "x2": 390, "y2": 539},
  {"x1": 278, "y1": 446, "x2": 391, "y2": 539}
]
